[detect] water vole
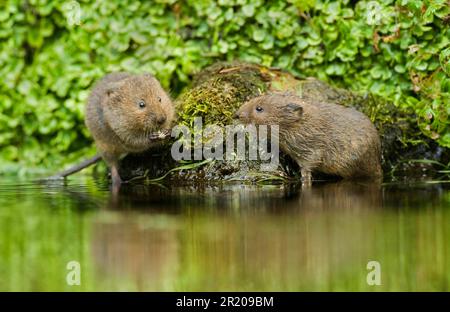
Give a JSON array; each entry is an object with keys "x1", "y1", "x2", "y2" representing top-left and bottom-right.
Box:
[
  {"x1": 235, "y1": 93, "x2": 382, "y2": 183},
  {"x1": 85, "y1": 72, "x2": 175, "y2": 186}
]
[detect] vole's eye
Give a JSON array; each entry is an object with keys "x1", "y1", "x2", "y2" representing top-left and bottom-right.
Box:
[
  {"x1": 138, "y1": 100, "x2": 146, "y2": 109},
  {"x1": 157, "y1": 96, "x2": 162, "y2": 103},
  {"x1": 256, "y1": 106, "x2": 264, "y2": 113}
]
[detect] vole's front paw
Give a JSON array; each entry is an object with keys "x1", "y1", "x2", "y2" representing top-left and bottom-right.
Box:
[{"x1": 149, "y1": 129, "x2": 172, "y2": 141}]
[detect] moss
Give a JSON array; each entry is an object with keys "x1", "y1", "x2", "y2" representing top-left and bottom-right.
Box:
[{"x1": 176, "y1": 61, "x2": 268, "y2": 128}]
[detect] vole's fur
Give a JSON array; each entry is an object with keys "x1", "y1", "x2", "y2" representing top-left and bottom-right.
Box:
[
  {"x1": 85, "y1": 72, "x2": 175, "y2": 186},
  {"x1": 235, "y1": 93, "x2": 382, "y2": 183}
]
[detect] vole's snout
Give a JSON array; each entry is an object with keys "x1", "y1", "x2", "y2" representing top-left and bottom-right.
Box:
[
  {"x1": 157, "y1": 115, "x2": 167, "y2": 125},
  {"x1": 234, "y1": 111, "x2": 247, "y2": 120}
]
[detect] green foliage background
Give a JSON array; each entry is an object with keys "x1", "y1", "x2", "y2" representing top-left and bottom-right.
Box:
[{"x1": 0, "y1": 0, "x2": 449, "y2": 174}]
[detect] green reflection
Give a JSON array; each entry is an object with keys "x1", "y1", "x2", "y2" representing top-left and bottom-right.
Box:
[{"x1": 0, "y1": 178, "x2": 449, "y2": 291}]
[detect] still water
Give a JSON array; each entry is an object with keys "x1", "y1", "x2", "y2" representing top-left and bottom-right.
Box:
[{"x1": 0, "y1": 177, "x2": 449, "y2": 291}]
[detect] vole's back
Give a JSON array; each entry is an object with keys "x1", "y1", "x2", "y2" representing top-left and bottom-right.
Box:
[
  {"x1": 309, "y1": 101, "x2": 382, "y2": 178},
  {"x1": 85, "y1": 73, "x2": 130, "y2": 153}
]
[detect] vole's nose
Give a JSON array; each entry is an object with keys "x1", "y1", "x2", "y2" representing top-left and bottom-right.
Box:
[
  {"x1": 157, "y1": 115, "x2": 167, "y2": 125},
  {"x1": 234, "y1": 111, "x2": 248, "y2": 120}
]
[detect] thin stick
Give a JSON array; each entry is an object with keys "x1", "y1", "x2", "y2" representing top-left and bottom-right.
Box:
[{"x1": 46, "y1": 154, "x2": 102, "y2": 180}]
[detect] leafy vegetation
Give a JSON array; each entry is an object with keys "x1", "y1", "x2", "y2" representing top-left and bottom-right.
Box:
[{"x1": 0, "y1": 0, "x2": 449, "y2": 174}]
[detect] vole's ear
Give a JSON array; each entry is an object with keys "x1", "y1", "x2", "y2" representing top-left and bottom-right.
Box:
[
  {"x1": 105, "y1": 81, "x2": 123, "y2": 97},
  {"x1": 284, "y1": 102, "x2": 303, "y2": 122},
  {"x1": 284, "y1": 103, "x2": 303, "y2": 115}
]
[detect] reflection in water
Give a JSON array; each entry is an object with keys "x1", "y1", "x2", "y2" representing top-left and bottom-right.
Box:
[
  {"x1": 92, "y1": 219, "x2": 179, "y2": 291},
  {"x1": 0, "y1": 178, "x2": 449, "y2": 291}
]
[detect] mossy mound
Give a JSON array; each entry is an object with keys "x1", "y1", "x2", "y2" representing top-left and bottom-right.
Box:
[
  {"x1": 120, "y1": 62, "x2": 449, "y2": 183},
  {"x1": 176, "y1": 62, "x2": 268, "y2": 127}
]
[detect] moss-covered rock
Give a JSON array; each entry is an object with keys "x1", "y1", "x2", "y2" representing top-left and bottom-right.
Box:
[{"x1": 120, "y1": 62, "x2": 450, "y2": 184}]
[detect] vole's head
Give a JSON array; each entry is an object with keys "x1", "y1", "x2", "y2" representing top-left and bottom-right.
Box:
[
  {"x1": 234, "y1": 93, "x2": 304, "y2": 126},
  {"x1": 104, "y1": 73, "x2": 174, "y2": 135}
]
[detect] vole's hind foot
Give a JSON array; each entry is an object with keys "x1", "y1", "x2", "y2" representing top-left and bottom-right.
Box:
[
  {"x1": 110, "y1": 165, "x2": 123, "y2": 189},
  {"x1": 301, "y1": 168, "x2": 312, "y2": 187}
]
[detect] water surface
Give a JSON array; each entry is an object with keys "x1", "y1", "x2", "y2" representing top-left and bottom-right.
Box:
[{"x1": 0, "y1": 177, "x2": 449, "y2": 291}]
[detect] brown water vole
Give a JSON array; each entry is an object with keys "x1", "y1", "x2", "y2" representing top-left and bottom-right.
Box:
[
  {"x1": 235, "y1": 93, "x2": 382, "y2": 183},
  {"x1": 85, "y1": 72, "x2": 175, "y2": 186}
]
